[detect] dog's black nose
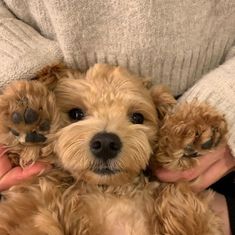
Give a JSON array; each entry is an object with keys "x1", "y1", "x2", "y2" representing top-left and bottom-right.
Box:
[{"x1": 90, "y1": 132, "x2": 122, "y2": 160}]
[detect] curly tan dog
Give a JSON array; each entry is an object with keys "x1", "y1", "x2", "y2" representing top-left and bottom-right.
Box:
[{"x1": 0, "y1": 64, "x2": 227, "y2": 235}]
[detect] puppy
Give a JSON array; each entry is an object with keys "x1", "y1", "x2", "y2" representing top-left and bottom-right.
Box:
[{"x1": 0, "y1": 64, "x2": 226, "y2": 235}]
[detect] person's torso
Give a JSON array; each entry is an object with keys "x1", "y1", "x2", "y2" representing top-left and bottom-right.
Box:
[{"x1": 4, "y1": 0, "x2": 235, "y2": 95}]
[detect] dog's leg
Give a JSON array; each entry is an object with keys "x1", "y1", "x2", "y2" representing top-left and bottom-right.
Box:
[
  {"x1": 154, "y1": 101, "x2": 227, "y2": 170},
  {"x1": 0, "y1": 171, "x2": 69, "y2": 235},
  {"x1": 0, "y1": 186, "x2": 47, "y2": 235},
  {"x1": 151, "y1": 183, "x2": 224, "y2": 235},
  {"x1": 0, "y1": 79, "x2": 62, "y2": 168},
  {"x1": 150, "y1": 102, "x2": 227, "y2": 234}
]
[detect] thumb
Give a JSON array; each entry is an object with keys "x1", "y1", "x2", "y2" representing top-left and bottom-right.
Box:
[{"x1": 0, "y1": 162, "x2": 52, "y2": 191}]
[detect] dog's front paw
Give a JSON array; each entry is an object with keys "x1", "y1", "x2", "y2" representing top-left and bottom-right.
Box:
[
  {"x1": 0, "y1": 80, "x2": 61, "y2": 167},
  {"x1": 9, "y1": 98, "x2": 50, "y2": 145},
  {"x1": 155, "y1": 102, "x2": 228, "y2": 170}
]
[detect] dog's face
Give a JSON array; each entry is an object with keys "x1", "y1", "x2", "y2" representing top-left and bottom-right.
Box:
[{"x1": 53, "y1": 64, "x2": 175, "y2": 185}]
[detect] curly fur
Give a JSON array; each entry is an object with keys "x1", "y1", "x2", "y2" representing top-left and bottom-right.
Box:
[{"x1": 155, "y1": 101, "x2": 227, "y2": 170}]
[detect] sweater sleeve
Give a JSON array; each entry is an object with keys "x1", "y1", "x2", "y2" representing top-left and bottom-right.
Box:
[
  {"x1": 179, "y1": 47, "x2": 235, "y2": 157},
  {"x1": 0, "y1": 0, "x2": 63, "y2": 87}
]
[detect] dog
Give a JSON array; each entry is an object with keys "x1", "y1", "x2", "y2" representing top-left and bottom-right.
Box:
[{"x1": 0, "y1": 64, "x2": 227, "y2": 235}]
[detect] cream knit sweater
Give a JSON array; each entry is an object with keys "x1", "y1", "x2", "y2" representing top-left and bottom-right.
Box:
[{"x1": 0, "y1": 0, "x2": 235, "y2": 155}]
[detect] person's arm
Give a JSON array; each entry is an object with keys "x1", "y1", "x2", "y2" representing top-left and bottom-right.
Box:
[
  {"x1": 155, "y1": 45, "x2": 235, "y2": 235},
  {"x1": 155, "y1": 43, "x2": 235, "y2": 187},
  {"x1": 179, "y1": 47, "x2": 235, "y2": 158},
  {"x1": 179, "y1": 45, "x2": 235, "y2": 235},
  {"x1": 0, "y1": 0, "x2": 63, "y2": 87}
]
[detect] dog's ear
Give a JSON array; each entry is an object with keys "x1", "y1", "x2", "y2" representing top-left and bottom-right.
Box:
[
  {"x1": 32, "y1": 63, "x2": 82, "y2": 90},
  {"x1": 150, "y1": 85, "x2": 177, "y2": 120},
  {"x1": 31, "y1": 63, "x2": 67, "y2": 90}
]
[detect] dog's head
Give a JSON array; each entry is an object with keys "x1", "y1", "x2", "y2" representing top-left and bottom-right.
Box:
[{"x1": 52, "y1": 64, "x2": 175, "y2": 185}]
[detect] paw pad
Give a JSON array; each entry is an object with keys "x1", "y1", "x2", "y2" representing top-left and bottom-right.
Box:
[
  {"x1": 10, "y1": 128, "x2": 20, "y2": 136},
  {"x1": 201, "y1": 138, "x2": 213, "y2": 149},
  {"x1": 25, "y1": 131, "x2": 47, "y2": 143},
  {"x1": 24, "y1": 108, "x2": 39, "y2": 124},
  {"x1": 11, "y1": 112, "x2": 23, "y2": 124},
  {"x1": 9, "y1": 106, "x2": 50, "y2": 144},
  {"x1": 39, "y1": 120, "x2": 50, "y2": 131},
  {"x1": 184, "y1": 145, "x2": 198, "y2": 157}
]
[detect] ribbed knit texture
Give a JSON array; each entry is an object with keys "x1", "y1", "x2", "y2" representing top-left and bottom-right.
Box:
[
  {"x1": 0, "y1": 18, "x2": 63, "y2": 87},
  {"x1": 0, "y1": 0, "x2": 235, "y2": 155}
]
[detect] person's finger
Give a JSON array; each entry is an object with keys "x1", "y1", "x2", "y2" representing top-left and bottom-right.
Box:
[
  {"x1": 155, "y1": 167, "x2": 184, "y2": 182},
  {"x1": 155, "y1": 146, "x2": 228, "y2": 182},
  {"x1": 0, "y1": 155, "x2": 12, "y2": 177},
  {"x1": 155, "y1": 155, "x2": 222, "y2": 183},
  {"x1": 0, "y1": 162, "x2": 52, "y2": 191},
  {"x1": 181, "y1": 147, "x2": 229, "y2": 181},
  {"x1": 190, "y1": 153, "x2": 235, "y2": 192},
  {"x1": 0, "y1": 146, "x2": 7, "y2": 156}
]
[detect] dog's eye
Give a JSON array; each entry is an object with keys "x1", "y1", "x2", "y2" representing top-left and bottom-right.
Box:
[
  {"x1": 68, "y1": 108, "x2": 85, "y2": 121},
  {"x1": 130, "y1": 113, "x2": 144, "y2": 124}
]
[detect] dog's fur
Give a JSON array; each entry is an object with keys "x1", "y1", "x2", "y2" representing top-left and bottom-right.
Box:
[
  {"x1": 0, "y1": 64, "x2": 227, "y2": 235},
  {"x1": 155, "y1": 102, "x2": 227, "y2": 170}
]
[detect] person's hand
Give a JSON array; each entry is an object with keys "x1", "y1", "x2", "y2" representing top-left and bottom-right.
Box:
[
  {"x1": 155, "y1": 146, "x2": 235, "y2": 235},
  {"x1": 155, "y1": 145, "x2": 235, "y2": 192},
  {"x1": 0, "y1": 147, "x2": 52, "y2": 192}
]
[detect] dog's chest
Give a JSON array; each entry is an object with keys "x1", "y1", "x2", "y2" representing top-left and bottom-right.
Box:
[{"x1": 81, "y1": 188, "x2": 155, "y2": 235}]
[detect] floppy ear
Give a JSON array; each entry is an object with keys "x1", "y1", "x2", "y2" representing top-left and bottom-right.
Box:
[
  {"x1": 31, "y1": 63, "x2": 67, "y2": 90},
  {"x1": 32, "y1": 63, "x2": 82, "y2": 90},
  {"x1": 150, "y1": 85, "x2": 177, "y2": 120}
]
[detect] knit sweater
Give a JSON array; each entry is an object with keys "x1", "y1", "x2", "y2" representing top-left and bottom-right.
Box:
[{"x1": 0, "y1": 0, "x2": 235, "y2": 156}]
